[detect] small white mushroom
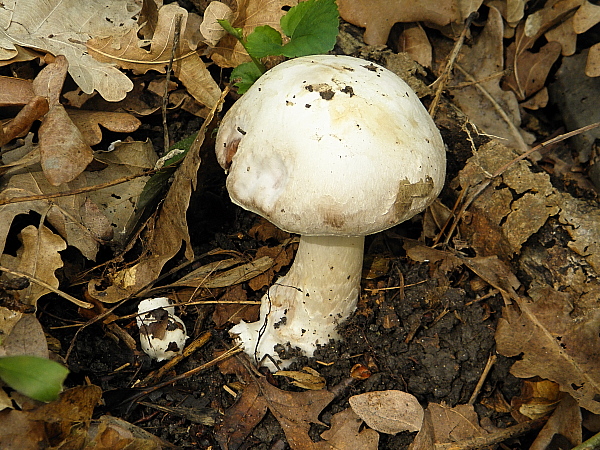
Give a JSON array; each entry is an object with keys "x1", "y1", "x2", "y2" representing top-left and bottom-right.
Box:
[
  {"x1": 216, "y1": 55, "x2": 446, "y2": 368},
  {"x1": 137, "y1": 297, "x2": 187, "y2": 361}
]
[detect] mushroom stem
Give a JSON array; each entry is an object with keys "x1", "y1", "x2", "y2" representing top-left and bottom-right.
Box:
[{"x1": 231, "y1": 235, "x2": 364, "y2": 368}]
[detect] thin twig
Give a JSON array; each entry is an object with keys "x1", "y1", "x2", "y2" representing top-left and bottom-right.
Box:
[
  {"x1": 163, "y1": 14, "x2": 183, "y2": 154},
  {"x1": 0, "y1": 265, "x2": 92, "y2": 308},
  {"x1": 468, "y1": 353, "x2": 496, "y2": 405},
  {"x1": 428, "y1": 12, "x2": 478, "y2": 118}
]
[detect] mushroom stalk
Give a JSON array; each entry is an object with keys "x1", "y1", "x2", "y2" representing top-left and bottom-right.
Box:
[{"x1": 230, "y1": 235, "x2": 364, "y2": 367}]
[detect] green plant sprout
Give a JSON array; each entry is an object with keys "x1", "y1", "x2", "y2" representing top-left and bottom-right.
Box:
[
  {"x1": 0, "y1": 355, "x2": 69, "y2": 402},
  {"x1": 218, "y1": 0, "x2": 339, "y2": 93}
]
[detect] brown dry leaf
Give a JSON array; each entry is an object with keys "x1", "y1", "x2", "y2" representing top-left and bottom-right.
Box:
[
  {"x1": 0, "y1": 95, "x2": 48, "y2": 147},
  {"x1": 0, "y1": 76, "x2": 35, "y2": 106},
  {"x1": 349, "y1": 390, "x2": 424, "y2": 434},
  {"x1": 317, "y1": 408, "x2": 379, "y2": 449},
  {"x1": 33, "y1": 56, "x2": 94, "y2": 185},
  {"x1": 38, "y1": 104, "x2": 95, "y2": 185},
  {"x1": 67, "y1": 110, "x2": 141, "y2": 146},
  {"x1": 450, "y1": 6, "x2": 531, "y2": 151},
  {"x1": 275, "y1": 366, "x2": 326, "y2": 390},
  {"x1": 259, "y1": 377, "x2": 335, "y2": 449},
  {"x1": 87, "y1": 3, "x2": 221, "y2": 109},
  {"x1": 86, "y1": 415, "x2": 171, "y2": 449},
  {"x1": 248, "y1": 245, "x2": 294, "y2": 291},
  {"x1": 511, "y1": 380, "x2": 561, "y2": 421},
  {"x1": 215, "y1": 382, "x2": 268, "y2": 449},
  {"x1": 430, "y1": 403, "x2": 488, "y2": 443},
  {"x1": 338, "y1": 0, "x2": 483, "y2": 46},
  {"x1": 504, "y1": 24, "x2": 562, "y2": 101},
  {"x1": 0, "y1": 314, "x2": 48, "y2": 358},
  {"x1": 210, "y1": 0, "x2": 298, "y2": 68},
  {"x1": 398, "y1": 23, "x2": 432, "y2": 69},
  {"x1": 529, "y1": 394, "x2": 582, "y2": 450},
  {"x1": 586, "y1": 42, "x2": 600, "y2": 77},
  {"x1": 200, "y1": 1, "x2": 235, "y2": 46},
  {"x1": 455, "y1": 140, "x2": 559, "y2": 259},
  {"x1": 496, "y1": 286, "x2": 600, "y2": 414},
  {"x1": 1, "y1": 225, "x2": 66, "y2": 305},
  {"x1": 212, "y1": 284, "x2": 257, "y2": 327}
]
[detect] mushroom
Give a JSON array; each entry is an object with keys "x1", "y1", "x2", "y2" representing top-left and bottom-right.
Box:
[
  {"x1": 137, "y1": 297, "x2": 187, "y2": 361},
  {"x1": 216, "y1": 55, "x2": 446, "y2": 368}
]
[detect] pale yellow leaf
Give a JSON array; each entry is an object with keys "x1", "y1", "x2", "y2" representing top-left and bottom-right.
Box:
[{"x1": 200, "y1": 1, "x2": 234, "y2": 46}]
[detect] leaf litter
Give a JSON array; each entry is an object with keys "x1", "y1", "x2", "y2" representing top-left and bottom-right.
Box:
[{"x1": 0, "y1": 0, "x2": 600, "y2": 448}]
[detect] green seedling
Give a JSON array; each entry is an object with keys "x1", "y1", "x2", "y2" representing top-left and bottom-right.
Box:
[{"x1": 219, "y1": 0, "x2": 339, "y2": 93}]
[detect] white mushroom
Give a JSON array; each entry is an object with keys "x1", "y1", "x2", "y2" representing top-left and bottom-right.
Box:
[
  {"x1": 216, "y1": 55, "x2": 446, "y2": 368},
  {"x1": 137, "y1": 297, "x2": 187, "y2": 361}
]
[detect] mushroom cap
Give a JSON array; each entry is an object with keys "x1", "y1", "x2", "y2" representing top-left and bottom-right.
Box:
[{"x1": 216, "y1": 55, "x2": 446, "y2": 236}]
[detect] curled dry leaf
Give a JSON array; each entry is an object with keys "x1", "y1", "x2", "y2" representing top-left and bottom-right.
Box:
[
  {"x1": 200, "y1": 1, "x2": 235, "y2": 46},
  {"x1": 274, "y1": 366, "x2": 326, "y2": 390},
  {"x1": 349, "y1": 390, "x2": 424, "y2": 434}
]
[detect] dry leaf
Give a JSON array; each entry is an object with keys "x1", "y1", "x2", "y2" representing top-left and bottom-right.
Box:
[
  {"x1": 0, "y1": 77, "x2": 35, "y2": 107},
  {"x1": 0, "y1": 95, "x2": 48, "y2": 146},
  {"x1": 247, "y1": 245, "x2": 293, "y2": 291},
  {"x1": 67, "y1": 110, "x2": 141, "y2": 146},
  {"x1": 529, "y1": 394, "x2": 582, "y2": 450},
  {"x1": 87, "y1": 3, "x2": 221, "y2": 109},
  {"x1": 317, "y1": 408, "x2": 379, "y2": 449},
  {"x1": 200, "y1": 1, "x2": 235, "y2": 46},
  {"x1": 275, "y1": 366, "x2": 326, "y2": 390},
  {"x1": 398, "y1": 23, "x2": 432, "y2": 69},
  {"x1": 0, "y1": 0, "x2": 139, "y2": 101},
  {"x1": 7, "y1": 225, "x2": 66, "y2": 304},
  {"x1": 496, "y1": 286, "x2": 600, "y2": 414},
  {"x1": 428, "y1": 403, "x2": 487, "y2": 443},
  {"x1": 349, "y1": 390, "x2": 424, "y2": 434},
  {"x1": 0, "y1": 314, "x2": 48, "y2": 358},
  {"x1": 450, "y1": 6, "x2": 531, "y2": 151},
  {"x1": 338, "y1": 0, "x2": 483, "y2": 46}
]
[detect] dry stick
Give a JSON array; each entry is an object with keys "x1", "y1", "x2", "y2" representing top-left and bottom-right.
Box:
[
  {"x1": 468, "y1": 353, "x2": 496, "y2": 405},
  {"x1": 138, "y1": 330, "x2": 212, "y2": 387},
  {"x1": 429, "y1": 12, "x2": 478, "y2": 118},
  {"x1": 0, "y1": 265, "x2": 92, "y2": 308},
  {"x1": 436, "y1": 417, "x2": 547, "y2": 450},
  {"x1": 163, "y1": 14, "x2": 183, "y2": 154},
  {"x1": 572, "y1": 430, "x2": 600, "y2": 450}
]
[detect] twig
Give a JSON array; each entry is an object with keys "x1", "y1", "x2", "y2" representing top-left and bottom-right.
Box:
[
  {"x1": 163, "y1": 14, "x2": 183, "y2": 154},
  {"x1": 468, "y1": 353, "x2": 496, "y2": 405},
  {"x1": 0, "y1": 168, "x2": 158, "y2": 207},
  {"x1": 0, "y1": 265, "x2": 92, "y2": 308},
  {"x1": 572, "y1": 430, "x2": 600, "y2": 450},
  {"x1": 428, "y1": 12, "x2": 478, "y2": 118}
]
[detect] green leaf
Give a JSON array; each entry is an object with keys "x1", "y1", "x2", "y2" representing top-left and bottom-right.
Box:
[
  {"x1": 0, "y1": 355, "x2": 69, "y2": 402},
  {"x1": 280, "y1": 0, "x2": 339, "y2": 57},
  {"x1": 230, "y1": 61, "x2": 266, "y2": 94},
  {"x1": 245, "y1": 25, "x2": 284, "y2": 59}
]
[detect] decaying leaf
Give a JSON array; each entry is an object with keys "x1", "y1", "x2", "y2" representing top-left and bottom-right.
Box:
[
  {"x1": 67, "y1": 110, "x2": 141, "y2": 147},
  {"x1": 496, "y1": 286, "x2": 600, "y2": 414},
  {"x1": 529, "y1": 394, "x2": 582, "y2": 450},
  {"x1": 200, "y1": 1, "x2": 235, "y2": 46},
  {"x1": 0, "y1": 0, "x2": 139, "y2": 101},
  {"x1": 349, "y1": 390, "x2": 424, "y2": 434}
]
